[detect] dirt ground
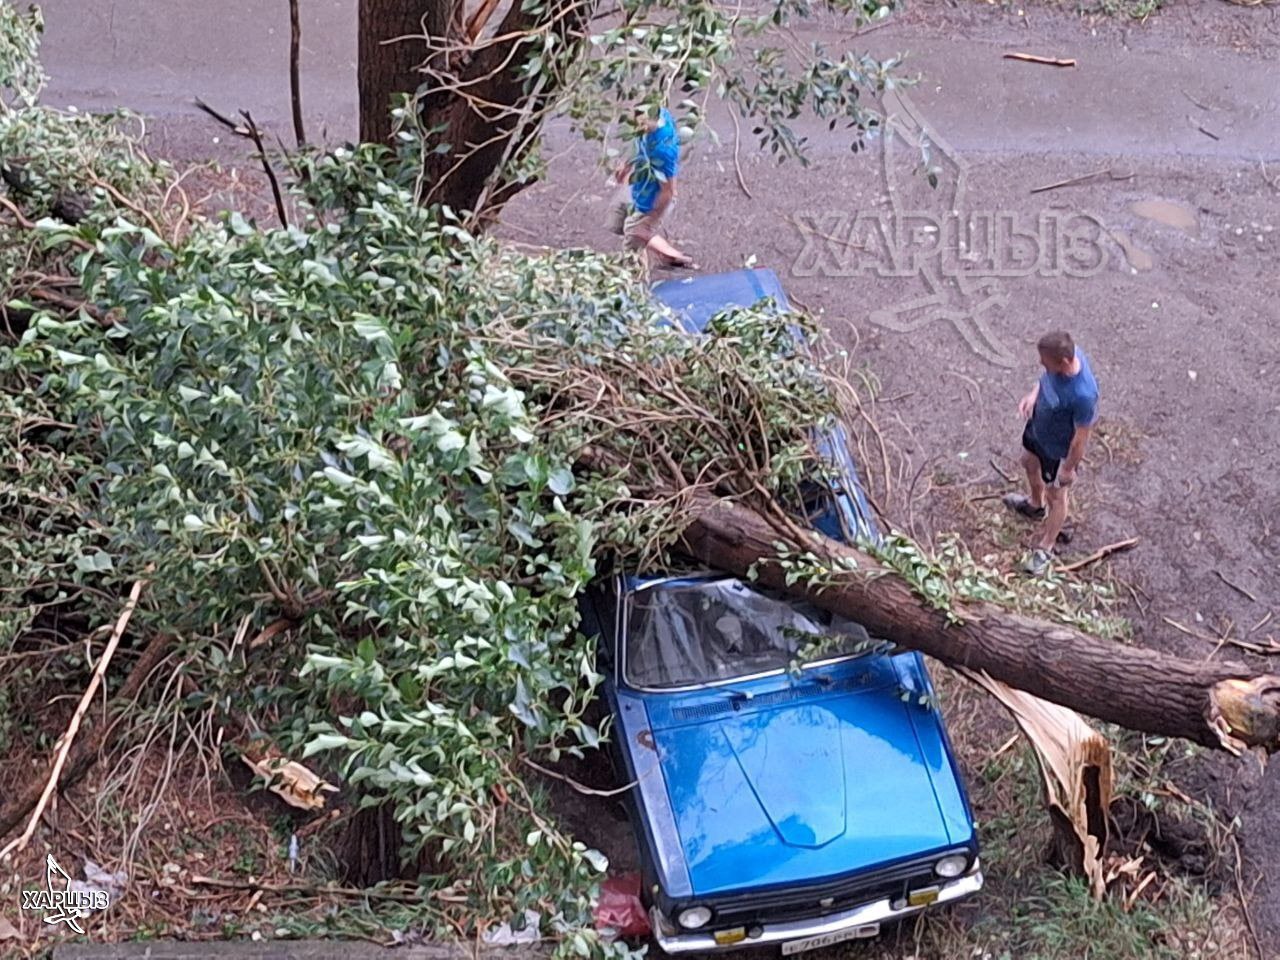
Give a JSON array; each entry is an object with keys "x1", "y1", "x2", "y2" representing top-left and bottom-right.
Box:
[{"x1": 17, "y1": 0, "x2": 1280, "y2": 955}]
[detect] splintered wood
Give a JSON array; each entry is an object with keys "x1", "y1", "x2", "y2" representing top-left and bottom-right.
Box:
[{"x1": 962, "y1": 669, "x2": 1113, "y2": 899}]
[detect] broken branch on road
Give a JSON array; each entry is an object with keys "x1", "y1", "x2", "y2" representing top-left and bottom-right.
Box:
[{"x1": 1004, "y1": 52, "x2": 1077, "y2": 67}]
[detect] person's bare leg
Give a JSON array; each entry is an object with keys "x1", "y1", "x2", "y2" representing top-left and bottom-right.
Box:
[
  {"x1": 646, "y1": 233, "x2": 689, "y2": 264},
  {"x1": 1021, "y1": 450, "x2": 1046, "y2": 510},
  {"x1": 1038, "y1": 485, "x2": 1069, "y2": 551}
]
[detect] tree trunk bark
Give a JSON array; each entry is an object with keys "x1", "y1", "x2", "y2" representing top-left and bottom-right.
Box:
[
  {"x1": 357, "y1": 0, "x2": 451, "y2": 146},
  {"x1": 679, "y1": 493, "x2": 1280, "y2": 753},
  {"x1": 357, "y1": 0, "x2": 586, "y2": 219}
]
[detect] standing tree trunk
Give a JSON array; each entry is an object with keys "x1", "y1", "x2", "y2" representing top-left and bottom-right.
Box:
[
  {"x1": 357, "y1": 0, "x2": 588, "y2": 220},
  {"x1": 357, "y1": 0, "x2": 450, "y2": 147}
]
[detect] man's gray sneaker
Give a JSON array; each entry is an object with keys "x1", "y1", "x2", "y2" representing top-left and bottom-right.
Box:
[
  {"x1": 1002, "y1": 493, "x2": 1046, "y2": 521},
  {"x1": 1020, "y1": 548, "x2": 1053, "y2": 576}
]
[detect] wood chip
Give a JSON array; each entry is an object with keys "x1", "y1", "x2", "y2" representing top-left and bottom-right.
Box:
[{"x1": 242, "y1": 754, "x2": 339, "y2": 811}]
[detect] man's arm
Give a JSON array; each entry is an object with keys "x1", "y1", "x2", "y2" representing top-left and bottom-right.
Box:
[
  {"x1": 650, "y1": 176, "x2": 676, "y2": 216},
  {"x1": 1058, "y1": 424, "x2": 1093, "y2": 484},
  {"x1": 1018, "y1": 382, "x2": 1039, "y2": 420}
]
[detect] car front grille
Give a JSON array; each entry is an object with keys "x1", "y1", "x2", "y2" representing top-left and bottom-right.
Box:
[{"x1": 706, "y1": 857, "x2": 943, "y2": 928}]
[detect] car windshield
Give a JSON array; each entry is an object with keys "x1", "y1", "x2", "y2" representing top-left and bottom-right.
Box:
[{"x1": 625, "y1": 578, "x2": 877, "y2": 689}]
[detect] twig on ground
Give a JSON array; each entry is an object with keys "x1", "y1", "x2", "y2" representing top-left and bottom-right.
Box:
[
  {"x1": 1165, "y1": 616, "x2": 1280, "y2": 657},
  {"x1": 1058, "y1": 537, "x2": 1139, "y2": 573},
  {"x1": 0, "y1": 579, "x2": 146, "y2": 860},
  {"x1": 1216, "y1": 569, "x2": 1258, "y2": 603},
  {"x1": 845, "y1": 16, "x2": 895, "y2": 39},
  {"x1": 790, "y1": 214, "x2": 862, "y2": 252},
  {"x1": 240, "y1": 111, "x2": 289, "y2": 228},
  {"x1": 1003, "y1": 52, "x2": 1076, "y2": 67},
  {"x1": 1030, "y1": 168, "x2": 1109, "y2": 194},
  {"x1": 967, "y1": 492, "x2": 1005, "y2": 503},
  {"x1": 729, "y1": 108, "x2": 753, "y2": 199},
  {"x1": 1197, "y1": 125, "x2": 1221, "y2": 141},
  {"x1": 1232, "y1": 833, "x2": 1264, "y2": 960},
  {"x1": 1182, "y1": 90, "x2": 1212, "y2": 111},
  {"x1": 1125, "y1": 582, "x2": 1148, "y2": 617},
  {"x1": 1249, "y1": 612, "x2": 1273, "y2": 635},
  {"x1": 993, "y1": 733, "x2": 1020, "y2": 757},
  {"x1": 1164, "y1": 616, "x2": 1214, "y2": 642},
  {"x1": 288, "y1": 0, "x2": 307, "y2": 148},
  {"x1": 989, "y1": 457, "x2": 1016, "y2": 484}
]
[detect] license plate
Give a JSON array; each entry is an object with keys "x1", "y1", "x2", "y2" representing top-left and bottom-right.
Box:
[{"x1": 780, "y1": 923, "x2": 880, "y2": 955}]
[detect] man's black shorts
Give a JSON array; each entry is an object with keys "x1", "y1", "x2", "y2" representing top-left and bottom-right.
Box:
[{"x1": 1022, "y1": 423, "x2": 1060, "y2": 484}]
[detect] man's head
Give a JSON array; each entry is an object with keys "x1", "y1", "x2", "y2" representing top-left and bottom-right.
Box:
[
  {"x1": 1037, "y1": 330, "x2": 1076, "y2": 374},
  {"x1": 633, "y1": 103, "x2": 663, "y2": 133}
]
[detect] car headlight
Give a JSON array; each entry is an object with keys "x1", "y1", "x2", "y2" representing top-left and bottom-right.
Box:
[
  {"x1": 934, "y1": 853, "x2": 970, "y2": 879},
  {"x1": 678, "y1": 906, "x2": 713, "y2": 929}
]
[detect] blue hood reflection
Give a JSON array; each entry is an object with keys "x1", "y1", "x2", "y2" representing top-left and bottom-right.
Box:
[{"x1": 647, "y1": 657, "x2": 969, "y2": 897}]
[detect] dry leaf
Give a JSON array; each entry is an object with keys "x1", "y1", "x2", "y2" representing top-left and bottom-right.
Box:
[{"x1": 242, "y1": 754, "x2": 339, "y2": 810}]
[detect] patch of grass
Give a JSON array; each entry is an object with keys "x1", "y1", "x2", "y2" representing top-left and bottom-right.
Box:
[
  {"x1": 1093, "y1": 0, "x2": 1166, "y2": 19},
  {"x1": 978, "y1": 0, "x2": 1169, "y2": 20}
]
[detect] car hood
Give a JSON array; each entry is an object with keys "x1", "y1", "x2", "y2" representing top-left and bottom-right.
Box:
[{"x1": 650, "y1": 685, "x2": 968, "y2": 897}]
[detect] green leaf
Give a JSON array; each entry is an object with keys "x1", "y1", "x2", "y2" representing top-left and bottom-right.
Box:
[
  {"x1": 547, "y1": 467, "x2": 575, "y2": 496},
  {"x1": 73, "y1": 550, "x2": 114, "y2": 573},
  {"x1": 302, "y1": 733, "x2": 352, "y2": 757}
]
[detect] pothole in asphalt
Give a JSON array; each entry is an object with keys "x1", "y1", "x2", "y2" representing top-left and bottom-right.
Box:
[
  {"x1": 1131, "y1": 199, "x2": 1199, "y2": 235},
  {"x1": 1109, "y1": 229, "x2": 1154, "y2": 271}
]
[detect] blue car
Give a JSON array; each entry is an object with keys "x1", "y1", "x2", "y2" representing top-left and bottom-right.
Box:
[{"x1": 577, "y1": 270, "x2": 983, "y2": 955}]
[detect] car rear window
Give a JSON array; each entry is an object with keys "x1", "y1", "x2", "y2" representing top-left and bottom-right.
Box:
[{"x1": 624, "y1": 578, "x2": 878, "y2": 689}]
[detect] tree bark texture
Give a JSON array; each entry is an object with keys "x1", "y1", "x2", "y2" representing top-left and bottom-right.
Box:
[
  {"x1": 358, "y1": 0, "x2": 449, "y2": 147},
  {"x1": 679, "y1": 494, "x2": 1280, "y2": 753},
  {"x1": 358, "y1": 0, "x2": 586, "y2": 218}
]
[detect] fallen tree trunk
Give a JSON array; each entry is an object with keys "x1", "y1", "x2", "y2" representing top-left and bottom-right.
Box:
[{"x1": 679, "y1": 494, "x2": 1280, "y2": 753}]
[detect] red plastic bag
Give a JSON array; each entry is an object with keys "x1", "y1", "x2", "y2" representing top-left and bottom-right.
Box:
[{"x1": 594, "y1": 872, "x2": 651, "y2": 939}]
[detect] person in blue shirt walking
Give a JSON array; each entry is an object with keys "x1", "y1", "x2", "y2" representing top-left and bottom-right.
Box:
[
  {"x1": 1003, "y1": 330, "x2": 1099, "y2": 576},
  {"x1": 611, "y1": 104, "x2": 695, "y2": 269}
]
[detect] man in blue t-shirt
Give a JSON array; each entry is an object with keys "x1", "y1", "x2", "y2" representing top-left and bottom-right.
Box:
[
  {"x1": 611, "y1": 105, "x2": 694, "y2": 269},
  {"x1": 1003, "y1": 330, "x2": 1099, "y2": 575}
]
